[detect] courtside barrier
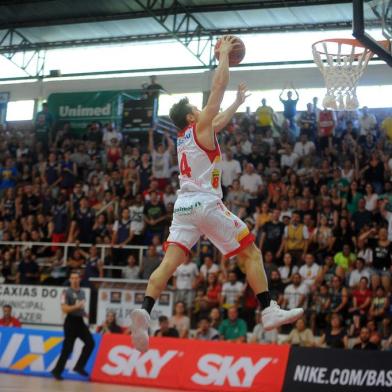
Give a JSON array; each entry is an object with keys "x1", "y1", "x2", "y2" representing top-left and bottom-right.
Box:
[
  {"x1": 1, "y1": 327, "x2": 391, "y2": 391},
  {"x1": 283, "y1": 346, "x2": 392, "y2": 392},
  {"x1": 0, "y1": 327, "x2": 100, "y2": 380},
  {"x1": 91, "y1": 334, "x2": 289, "y2": 391}
]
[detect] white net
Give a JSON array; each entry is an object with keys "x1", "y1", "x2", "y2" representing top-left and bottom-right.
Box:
[{"x1": 312, "y1": 39, "x2": 374, "y2": 110}]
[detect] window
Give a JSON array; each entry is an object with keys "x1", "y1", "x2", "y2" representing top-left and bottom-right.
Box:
[{"x1": 6, "y1": 100, "x2": 35, "y2": 121}]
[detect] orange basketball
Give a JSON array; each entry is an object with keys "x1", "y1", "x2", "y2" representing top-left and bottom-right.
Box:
[{"x1": 214, "y1": 36, "x2": 246, "y2": 66}]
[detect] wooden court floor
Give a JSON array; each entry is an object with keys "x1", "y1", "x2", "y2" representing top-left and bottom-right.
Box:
[{"x1": 2, "y1": 374, "x2": 184, "y2": 392}]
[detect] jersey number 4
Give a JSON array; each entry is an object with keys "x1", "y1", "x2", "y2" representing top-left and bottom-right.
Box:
[{"x1": 180, "y1": 153, "x2": 192, "y2": 177}]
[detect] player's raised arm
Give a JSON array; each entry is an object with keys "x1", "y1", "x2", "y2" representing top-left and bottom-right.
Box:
[
  {"x1": 197, "y1": 36, "x2": 237, "y2": 132},
  {"x1": 212, "y1": 83, "x2": 249, "y2": 133}
]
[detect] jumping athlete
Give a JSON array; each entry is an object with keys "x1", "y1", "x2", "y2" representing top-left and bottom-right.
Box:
[{"x1": 131, "y1": 36, "x2": 303, "y2": 352}]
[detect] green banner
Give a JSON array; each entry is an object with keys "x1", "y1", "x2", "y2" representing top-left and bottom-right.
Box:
[{"x1": 47, "y1": 90, "x2": 141, "y2": 135}]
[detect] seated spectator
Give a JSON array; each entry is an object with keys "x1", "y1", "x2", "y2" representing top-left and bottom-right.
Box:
[
  {"x1": 200, "y1": 256, "x2": 219, "y2": 281},
  {"x1": 143, "y1": 190, "x2": 167, "y2": 243},
  {"x1": 269, "y1": 270, "x2": 285, "y2": 306},
  {"x1": 122, "y1": 255, "x2": 140, "y2": 280},
  {"x1": 353, "y1": 327, "x2": 378, "y2": 350},
  {"x1": 334, "y1": 244, "x2": 356, "y2": 273},
  {"x1": 369, "y1": 286, "x2": 389, "y2": 322},
  {"x1": 310, "y1": 283, "x2": 331, "y2": 334},
  {"x1": 293, "y1": 133, "x2": 315, "y2": 161},
  {"x1": 351, "y1": 198, "x2": 372, "y2": 234},
  {"x1": 225, "y1": 179, "x2": 249, "y2": 218},
  {"x1": 329, "y1": 275, "x2": 349, "y2": 315},
  {"x1": 259, "y1": 209, "x2": 285, "y2": 255},
  {"x1": 154, "y1": 315, "x2": 179, "y2": 338},
  {"x1": 96, "y1": 311, "x2": 123, "y2": 334},
  {"x1": 278, "y1": 252, "x2": 298, "y2": 286},
  {"x1": 205, "y1": 273, "x2": 222, "y2": 309},
  {"x1": 348, "y1": 258, "x2": 371, "y2": 288},
  {"x1": 0, "y1": 305, "x2": 21, "y2": 327},
  {"x1": 170, "y1": 301, "x2": 190, "y2": 338},
  {"x1": 283, "y1": 273, "x2": 308, "y2": 310},
  {"x1": 318, "y1": 313, "x2": 348, "y2": 349},
  {"x1": 249, "y1": 310, "x2": 278, "y2": 344},
  {"x1": 220, "y1": 271, "x2": 244, "y2": 309},
  {"x1": 219, "y1": 306, "x2": 247, "y2": 343},
  {"x1": 349, "y1": 277, "x2": 372, "y2": 317},
  {"x1": 284, "y1": 318, "x2": 314, "y2": 347},
  {"x1": 209, "y1": 307, "x2": 221, "y2": 330},
  {"x1": 298, "y1": 253, "x2": 320, "y2": 290},
  {"x1": 194, "y1": 317, "x2": 219, "y2": 341}
]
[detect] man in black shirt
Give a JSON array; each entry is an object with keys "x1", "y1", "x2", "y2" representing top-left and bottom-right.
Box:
[
  {"x1": 68, "y1": 197, "x2": 95, "y2": 243},
  {"x1": 143, "y1": 191, "x2": 167, "y2": 244},
  {"x1": 351, "y1": 198, "x2": 373, "y2": 234},
  {"x1": 353, "y1": 327, "x2": 378, "y2": 350},
  {"x1": 259, "y1": 209, "x2": 285, "y2": 255},
  {"x1": 154, "y1": 315, "x2": 179, "y2": 338},
  {"x1": 17, "y1": 249, "x2": 40, "y2": 284}
]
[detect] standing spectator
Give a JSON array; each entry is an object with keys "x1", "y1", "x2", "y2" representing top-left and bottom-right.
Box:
[
  {"x1": 240, "y1": 163, "x2": 263, "y2": 208},
  {"x1": 173, "y1": 257, "x2": 200, "y2": 310},
  {"x1": 81, "y1": 245, "x2": 104, "y2": 283},
  {"x1": 195, "y1": 317, "x2": 219, "y2": 340},
  {"x1": 0, "y1": 305, "x2": 21, "y2": 327},
  {"x1": 16, "y1": 249, "x2": 40, "y2": 284},
  {"x1": 255, "y1": 98, "x2": 275, "y2": 134},
  {"x1": 279, "y1": 83, "x2": 299, "y2": 130},
  {"x1": 317, "y1": 107, "x2": 336, "y2": 151},
  {"x1": 96, "y1": 311, "x2": 123, "y2": 334},
  {"x1": 0, "y1": 158, "x2": 18, "y2": 193},
  {"x1": 260, "y1": 209, "x2": 285, "y2": 255},
  {"x1": 129, "y1": 193, "x2": 145, "y2": 245},
  {"x1": 148, "y1": 128, "x2": 174, "y2": 190},
  {"x1": 139, "y1": 245, "x2": 161, "y2": 280},
  {"x1": 298, "y1": 103, "x2": 317, "y2": 140},
  {"x1": 143, "y1": 191, "x2": 167, "y2": 243},
  {"x1": 220, "y1": 271, "x2": 244, "y2": 309},
  {"x1": 359, "y1": 106, "x2": 377, "y2": 135},
  {"x1": 294, "y1": 134, "x2": 315, "y2": 162},
  {"x1": 280, "y1": 144, "x2": 299, "y2": 170},
  {"x1": 221, "y1": 150, "x2": 241, "y2": 192},
  {"x1": 112, "y1": 208, "x2": 133, "y2": 266},
  {"x1": 351, "y1": 198, "x2": 372, "y2": 234},
  {"x1": 219, "y1": 306, "x2": 247, "y2": 342},
  {"x1": 102, "y1": 123, "x2": 122, "y2": 147},
  {"x1": 68, "y1": 197, "x2": 95, "y2": 244}
]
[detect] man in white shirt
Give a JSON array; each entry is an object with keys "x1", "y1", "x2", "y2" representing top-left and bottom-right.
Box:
[
  {"x1": 359, "y1": 106, "x2": 377, "y2": 136},
  {"x1": 240, "y1": 163, "x2": 263, "y2": 195},
  {"x1": 299, "y1": 254, "x2": 320, "y2": 290},
  {"x1": 348, "y1": 258, "x2": 370, "y2": 288},
  {"x1": 293, "y1": 134, "x2": 315, "y2": 159},
  {"x1": 221, "y1": 272, "x2": 244, "y2": 309},
  {"x1": 173, "y1": 257, "x2": 200, "y2": 309},
  {"x1": 221, "y1": 150, "x2": 242, "y2": 189},
  {"x1": 103, "y1": 123, "x2": 122, "y2": 146},
  {"x1": 200, "y1": 256, "x2": 220, "y2": 280},
  {"x1": 280, "y1": 144, "x2": 298, "y2": 170},
  {"x1": 283, "y1": 273, "x2": 308, "y2": 310}
]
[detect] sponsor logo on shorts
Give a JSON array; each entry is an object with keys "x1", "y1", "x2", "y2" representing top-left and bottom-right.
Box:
[{"x1": 173, "y1": 202, "x2": 202, "y2": 215}]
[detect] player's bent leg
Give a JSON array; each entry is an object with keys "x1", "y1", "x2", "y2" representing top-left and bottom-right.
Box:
[
  {"x1": 237, "y1": 243, "x2": 304, "y2": 331},
  {"x1": 131, "y1": 244, "x2": 187, "y2": 352}
]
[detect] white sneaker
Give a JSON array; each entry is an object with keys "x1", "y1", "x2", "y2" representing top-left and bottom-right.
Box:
[
  {"x1": 262, "y1": 301, "x2": 304, "y2": 331},
  {"x1": 130, "y1": 309, "x2": 150, "y2": 352}
]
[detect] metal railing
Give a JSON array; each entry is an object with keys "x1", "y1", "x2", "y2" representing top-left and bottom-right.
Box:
[{"x1": 0, "y1": 241, "x2": 148, "y2": 272}]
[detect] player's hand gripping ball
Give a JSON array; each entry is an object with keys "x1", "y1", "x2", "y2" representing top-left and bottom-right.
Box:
[{"x1": 214, "y1": 35, "x2": 246, "y2": 66}]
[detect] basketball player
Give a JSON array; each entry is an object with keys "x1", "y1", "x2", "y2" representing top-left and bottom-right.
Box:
[{"x1": 131, "y1": 36, "x2": 303, "y2": 352}]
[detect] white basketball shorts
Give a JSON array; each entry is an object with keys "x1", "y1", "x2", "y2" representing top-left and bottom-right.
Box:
[{"x1": 164, "y1": 193, "x2": 255, "y2": 258}]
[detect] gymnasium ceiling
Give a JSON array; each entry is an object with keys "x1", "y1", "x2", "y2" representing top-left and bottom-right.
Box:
[{"x1": 0, "y1": 0, "x2": 372, "y2": 53}]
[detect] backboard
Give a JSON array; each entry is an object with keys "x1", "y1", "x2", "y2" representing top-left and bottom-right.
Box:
[{"x1": 353, "y1": 0, "x2": 392, "y2": 66}]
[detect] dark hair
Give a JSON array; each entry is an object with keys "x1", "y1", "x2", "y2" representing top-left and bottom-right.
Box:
[
  {"x1": 158, "y1": 315, "x2": 168, "y2": 322},
  {"x1": 3, "y1": 304, "x2": 11, "y2": 310},
  {"x1": 169, "y1": 97, "x2": 192, "y2": 129}
]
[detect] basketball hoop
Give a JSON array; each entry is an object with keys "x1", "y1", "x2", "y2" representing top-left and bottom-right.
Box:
[{"x1": 312, "y1": 38, "x2": 374, "y2": 110}]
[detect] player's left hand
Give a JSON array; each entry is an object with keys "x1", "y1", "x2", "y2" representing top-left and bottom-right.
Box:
[{"x1": 236, "y1": 83, "x2": 250, "y2": 105}]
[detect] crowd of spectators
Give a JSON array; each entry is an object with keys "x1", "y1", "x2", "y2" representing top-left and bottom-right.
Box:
[{"x1": 0, "y1": 90, "x2": 391, "y2": 351}]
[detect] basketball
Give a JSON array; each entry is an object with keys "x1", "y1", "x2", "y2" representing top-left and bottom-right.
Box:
[{"x1": 214, "y1": 35, "x2": 246, "y2": 66}]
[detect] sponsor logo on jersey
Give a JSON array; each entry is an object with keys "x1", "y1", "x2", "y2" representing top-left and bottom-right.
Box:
[{"x1": 173, "y1": 201, "x2": 202, "y2": 215}]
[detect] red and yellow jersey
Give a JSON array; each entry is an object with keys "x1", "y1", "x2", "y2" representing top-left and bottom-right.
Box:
[
  {"x1": 177, "y1": 123, "x2": 222, "y2": 198},
  {"x1": 318, "y1": 110, "x2": 335, "y2": 136}
]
